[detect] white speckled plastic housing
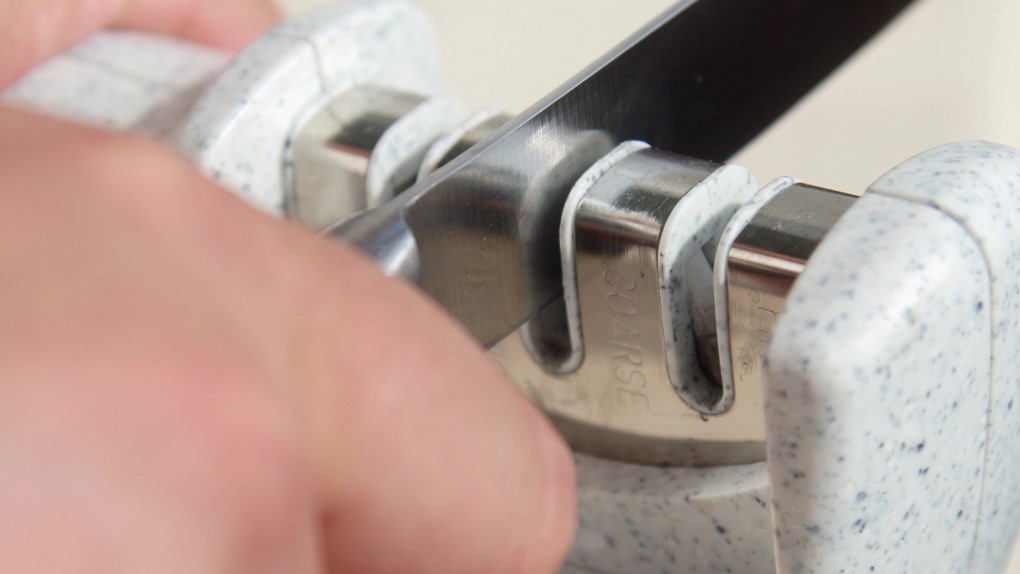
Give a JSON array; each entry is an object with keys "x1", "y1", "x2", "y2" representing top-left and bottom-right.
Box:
[
  {"x1": 180, "y1": 0, "x2": 447, "y2": 213},
  {"x1": 565, "y1": 454, "x2": 774, "y2": 574},
  {"x1": 4, "y1": 1, "x2": 449, "y2": 214},
  {"x1": 659, "y1": 163, "x2": 760, "y2": 415},
  {"x1": 557, "y1": 141, "x2": 651, "y2": 374},
  {"x1": 713, "y1": 176, "x2": 798, "y2": 413},
  {"x1": 4, "y1": 32, "x2": 228, "y2": 134},
  {"x1": 764, "y1": 141, "x2": 1020, "y2": 573},
  {"x1": 10, "y1": 5, "x2": 1020, "y2": 572}
]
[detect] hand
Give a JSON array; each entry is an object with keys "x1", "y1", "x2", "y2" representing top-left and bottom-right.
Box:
[{"x1": 0, "y1": 2, "x2": 576, "y2": 573}]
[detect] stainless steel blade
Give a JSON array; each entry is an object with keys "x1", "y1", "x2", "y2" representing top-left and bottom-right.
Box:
[{"x1": 333, "y1": 0, "x2": 914, "y2": 347}]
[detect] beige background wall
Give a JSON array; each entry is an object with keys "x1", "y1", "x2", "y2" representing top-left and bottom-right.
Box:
[{"x1": 278, "y1": 0, "x2": 1020, "y2": 569}]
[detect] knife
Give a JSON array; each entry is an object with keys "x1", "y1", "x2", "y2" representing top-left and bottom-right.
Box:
[{"x1": 334, "y1": 0, "x2": 916, "y2": 348}]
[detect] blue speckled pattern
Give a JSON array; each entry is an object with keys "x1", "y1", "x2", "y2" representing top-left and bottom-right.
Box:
[
  {"x1": 365, "y1": 95, "x2": 466, "y2": 207},
  {"x1": 565, "y1": 454, "x2": 774, "y2": 574},
  {"x1": 868, "y1": 142, "x2": 1020, "y2": 574},
  {"x1": 557, "y1": 141, "x2": 650, "y2": 374},
  {"x1": 178, "y1": 33, "x2": 324, "y2": 213},
  {"x1": 418, "y1": 107, "x2": 506, "y2": 180},
  {"x1": 180, "y1": 0, "x2": 448, "y2": 213},
  {"x1": 4, "y1": 1, "x2": 449, "y2": 215},
  {"x1": 713, "y1": 177, "x2": 797, "y2": 415},
  {"x1": 765, "y1": 141, "x2": 1020, "y2": 573},
  {"x1": 660, "y1": 164, "x2": 758, "y2": 415},
  {"x1": 10, "y1": 11, "x2": 1020, "y2": 572}
]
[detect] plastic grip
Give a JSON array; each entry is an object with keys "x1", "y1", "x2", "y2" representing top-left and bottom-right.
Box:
[
  {"x1": 2, "y1": 0, "x2": 449, "y2": 215},
  {"x1": 3, "y1": 31, "x2": 228, "y2": 135},
  {"x1": 765, "y1": 142, "x2": 1020, "y2": 574}
]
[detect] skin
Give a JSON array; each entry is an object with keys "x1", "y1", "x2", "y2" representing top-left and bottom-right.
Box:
[{"x1": 0, "y1": 1, "x2": 577, "y2": 573}]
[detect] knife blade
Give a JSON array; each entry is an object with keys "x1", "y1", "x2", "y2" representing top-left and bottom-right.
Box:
[{"x1": 333, "y1": 0, "x2": 915, "y2": 347}]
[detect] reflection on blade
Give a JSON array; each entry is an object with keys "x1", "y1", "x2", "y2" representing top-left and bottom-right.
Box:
[{"x1": 334, "y1": 0, "x2": 914, "y2": 347}]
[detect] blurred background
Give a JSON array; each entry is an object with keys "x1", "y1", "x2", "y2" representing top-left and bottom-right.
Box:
[{"x1": 280, "y1": 0, "x2": 1019, "y2": 568}]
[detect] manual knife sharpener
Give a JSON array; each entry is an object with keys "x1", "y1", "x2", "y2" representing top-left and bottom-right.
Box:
[{"x1": 5, "y1": 2, "x2": 1019, "y2": 572}]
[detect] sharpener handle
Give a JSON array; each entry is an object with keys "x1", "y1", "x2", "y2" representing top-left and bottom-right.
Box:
[
  {"x1": 3, "y1": 31, "x2": 229, "y2": 136},
  {"x1": 3, "y1": 1, "x2": 451, "y2": 218}
]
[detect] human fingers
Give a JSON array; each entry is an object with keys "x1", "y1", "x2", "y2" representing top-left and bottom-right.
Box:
[
  {"x1": 0, "y1": 106, "x2": 578, "y2": 574},
  {"x1": 0, "y1": 106, "x2": 320, "y2": 574},
  {"x1": 0, "y1": 0, "x2": 280, "y2": 87},
  {"x1": 283, "y1": 238, "x2": 578, "y2": 574},
  {"x1": 202, "y1": 121, "x2": 580, "y2": 571}
]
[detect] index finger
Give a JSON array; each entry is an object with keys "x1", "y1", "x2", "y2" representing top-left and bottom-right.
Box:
[{"x1": 0, "y1": 0, "x2": 280, "y2": 87}]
